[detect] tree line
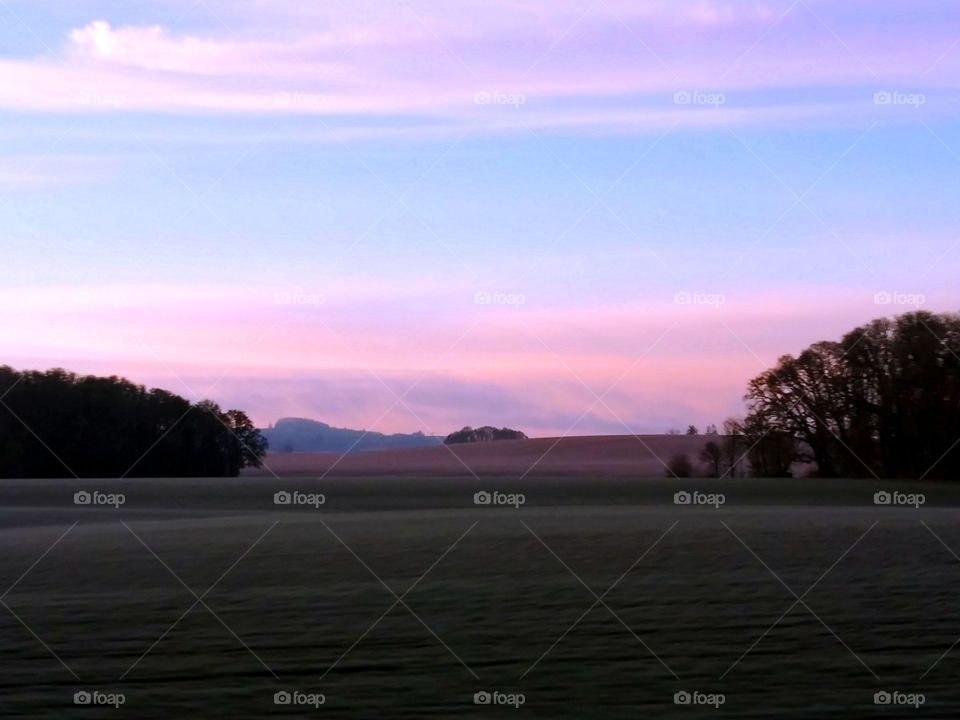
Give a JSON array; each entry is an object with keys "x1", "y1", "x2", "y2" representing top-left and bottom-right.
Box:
[
  {"x1": 671, "y1": 311, "x2": 960, "y2": 479},
  {"x1": 0, "y1": 367, "x2": 267, "y2": 478},
  {"x1": 444, "y1": 426, "x2": 528, "y2": 444}
]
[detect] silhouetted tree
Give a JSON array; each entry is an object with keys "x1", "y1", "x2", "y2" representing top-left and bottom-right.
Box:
[
  {"x1": 686, "y1": 425, "x2": 699, "y2": 435},
  {"x1": 222, "y1": 408, "x2": 268, "y2": 476},
  {"x1": 721, "y1": 417, "x2": 745, "y2": 478},
  {"x1": 0, "y1": 367, "x2": 267, "y2": 478},
  {"x1": 666, "y1": 453, "x2": 693, "y2": 478},
  {"x1": 742, "y1": 416, "x2": 796, "y2": 477},
  {"x1": 699, "y1": 440, "x2": 722, "y2": 477},
  {"x1": 444, "y1": 426, "x2": 527, "y2": 444},
  {"x1": 743, "y1": 312, "x2": 960, "y2": 479}
]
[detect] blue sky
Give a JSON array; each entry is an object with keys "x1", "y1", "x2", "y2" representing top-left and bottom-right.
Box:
[{"x1": 2, "y1": 0, "x2": 959, "y2": 435}]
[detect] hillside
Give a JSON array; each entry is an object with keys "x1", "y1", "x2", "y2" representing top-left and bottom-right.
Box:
[
  {"x1": 245, "y1": 434, "x2": 713, "y2": 478},
  {"x1": 261, "y1": 418, "x2": 443, "y2": 454}
]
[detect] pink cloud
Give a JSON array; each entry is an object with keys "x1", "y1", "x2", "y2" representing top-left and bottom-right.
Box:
[
  {"x1": 0, "y1": 4, "x2": 955, "y2": 135},
  {"x1": 2, "y1": 280, "x2": 938, "y2": 433}
]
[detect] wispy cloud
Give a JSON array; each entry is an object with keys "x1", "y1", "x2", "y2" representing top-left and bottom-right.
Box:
[
  {"x1": 2, "y1": 0, "x2": 957, "y2": 434},
  {"x1": 2, "y1": 279, "x2": 940, "y2": 432},
  {"x1": 0, "y1": 1, "x2": 956, "y2": 135}
]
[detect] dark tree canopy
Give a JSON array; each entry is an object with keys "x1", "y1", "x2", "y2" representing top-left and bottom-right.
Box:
[
  {"x1": 443, "y1": 426, "x2": 527, "y2": 444},
  {"x1": 743, "y1": 312, "x2": 960, "y2": 479},
  {"x1": 0, "y1": 366, "x2": 267, "y2": 478},
  {"x1": 665, "y1": 452, "x2": 693, "y2": 478},
  {"x1": 699, "y1": 440, "x2": 722, "y2": 477}
]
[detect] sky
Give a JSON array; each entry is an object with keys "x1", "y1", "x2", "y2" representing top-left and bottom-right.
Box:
[{"x1": 1, "y1": 0, "x2": 959, "y2": 437}]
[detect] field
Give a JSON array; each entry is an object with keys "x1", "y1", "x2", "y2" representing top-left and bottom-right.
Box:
[
  {"x1": 2, "y1": 467, "x2": 960, "y2": 718},
  {"x1": 243, "y1": 435, "x2": 717, "y2": 478}
]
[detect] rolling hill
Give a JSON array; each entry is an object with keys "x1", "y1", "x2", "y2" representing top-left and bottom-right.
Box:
[
  {"x1": 261, "y1": 417, "x2": 443, "y2": 454},
  {"x1": 245, "y1": 434, "x2": 713, "y2": 478}
]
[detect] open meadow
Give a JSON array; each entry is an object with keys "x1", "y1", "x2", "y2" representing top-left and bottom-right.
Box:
[{"x1": 2, "y1": 470, "x2": 960, "y2": 718}]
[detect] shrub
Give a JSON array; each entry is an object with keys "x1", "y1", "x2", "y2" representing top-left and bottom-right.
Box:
[{"x1": 666, "y1": 452, "x2": 693, "y2": 478}]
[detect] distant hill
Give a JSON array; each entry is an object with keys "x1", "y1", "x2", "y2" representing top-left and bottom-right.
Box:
[
  {"x1": 262, "y1": 418, "x2": 443, "y2": 454},
  {"x1": 444, "y1": 426, "x2": 528, "y2": 444}
]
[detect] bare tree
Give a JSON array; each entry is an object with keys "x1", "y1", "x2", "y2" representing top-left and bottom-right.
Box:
[
  {"x1": 721, "y1": 417, "x2": 745, "y2": 478},
  {"x1": 699, "y1": 440, "x2": 722, "y2": 477}
]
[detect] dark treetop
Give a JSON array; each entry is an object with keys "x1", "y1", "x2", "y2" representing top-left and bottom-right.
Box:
[{"x1": 0, "y1": 366, "x2": 267, "y2": 478}]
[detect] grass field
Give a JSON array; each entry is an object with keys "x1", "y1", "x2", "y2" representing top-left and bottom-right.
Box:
[
  {"x1": 1, "y1": 475, "x2": 959, "y2": 718},
  {"x1": 241, "y1": 435, "x2": 714, "y2": 478}
]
